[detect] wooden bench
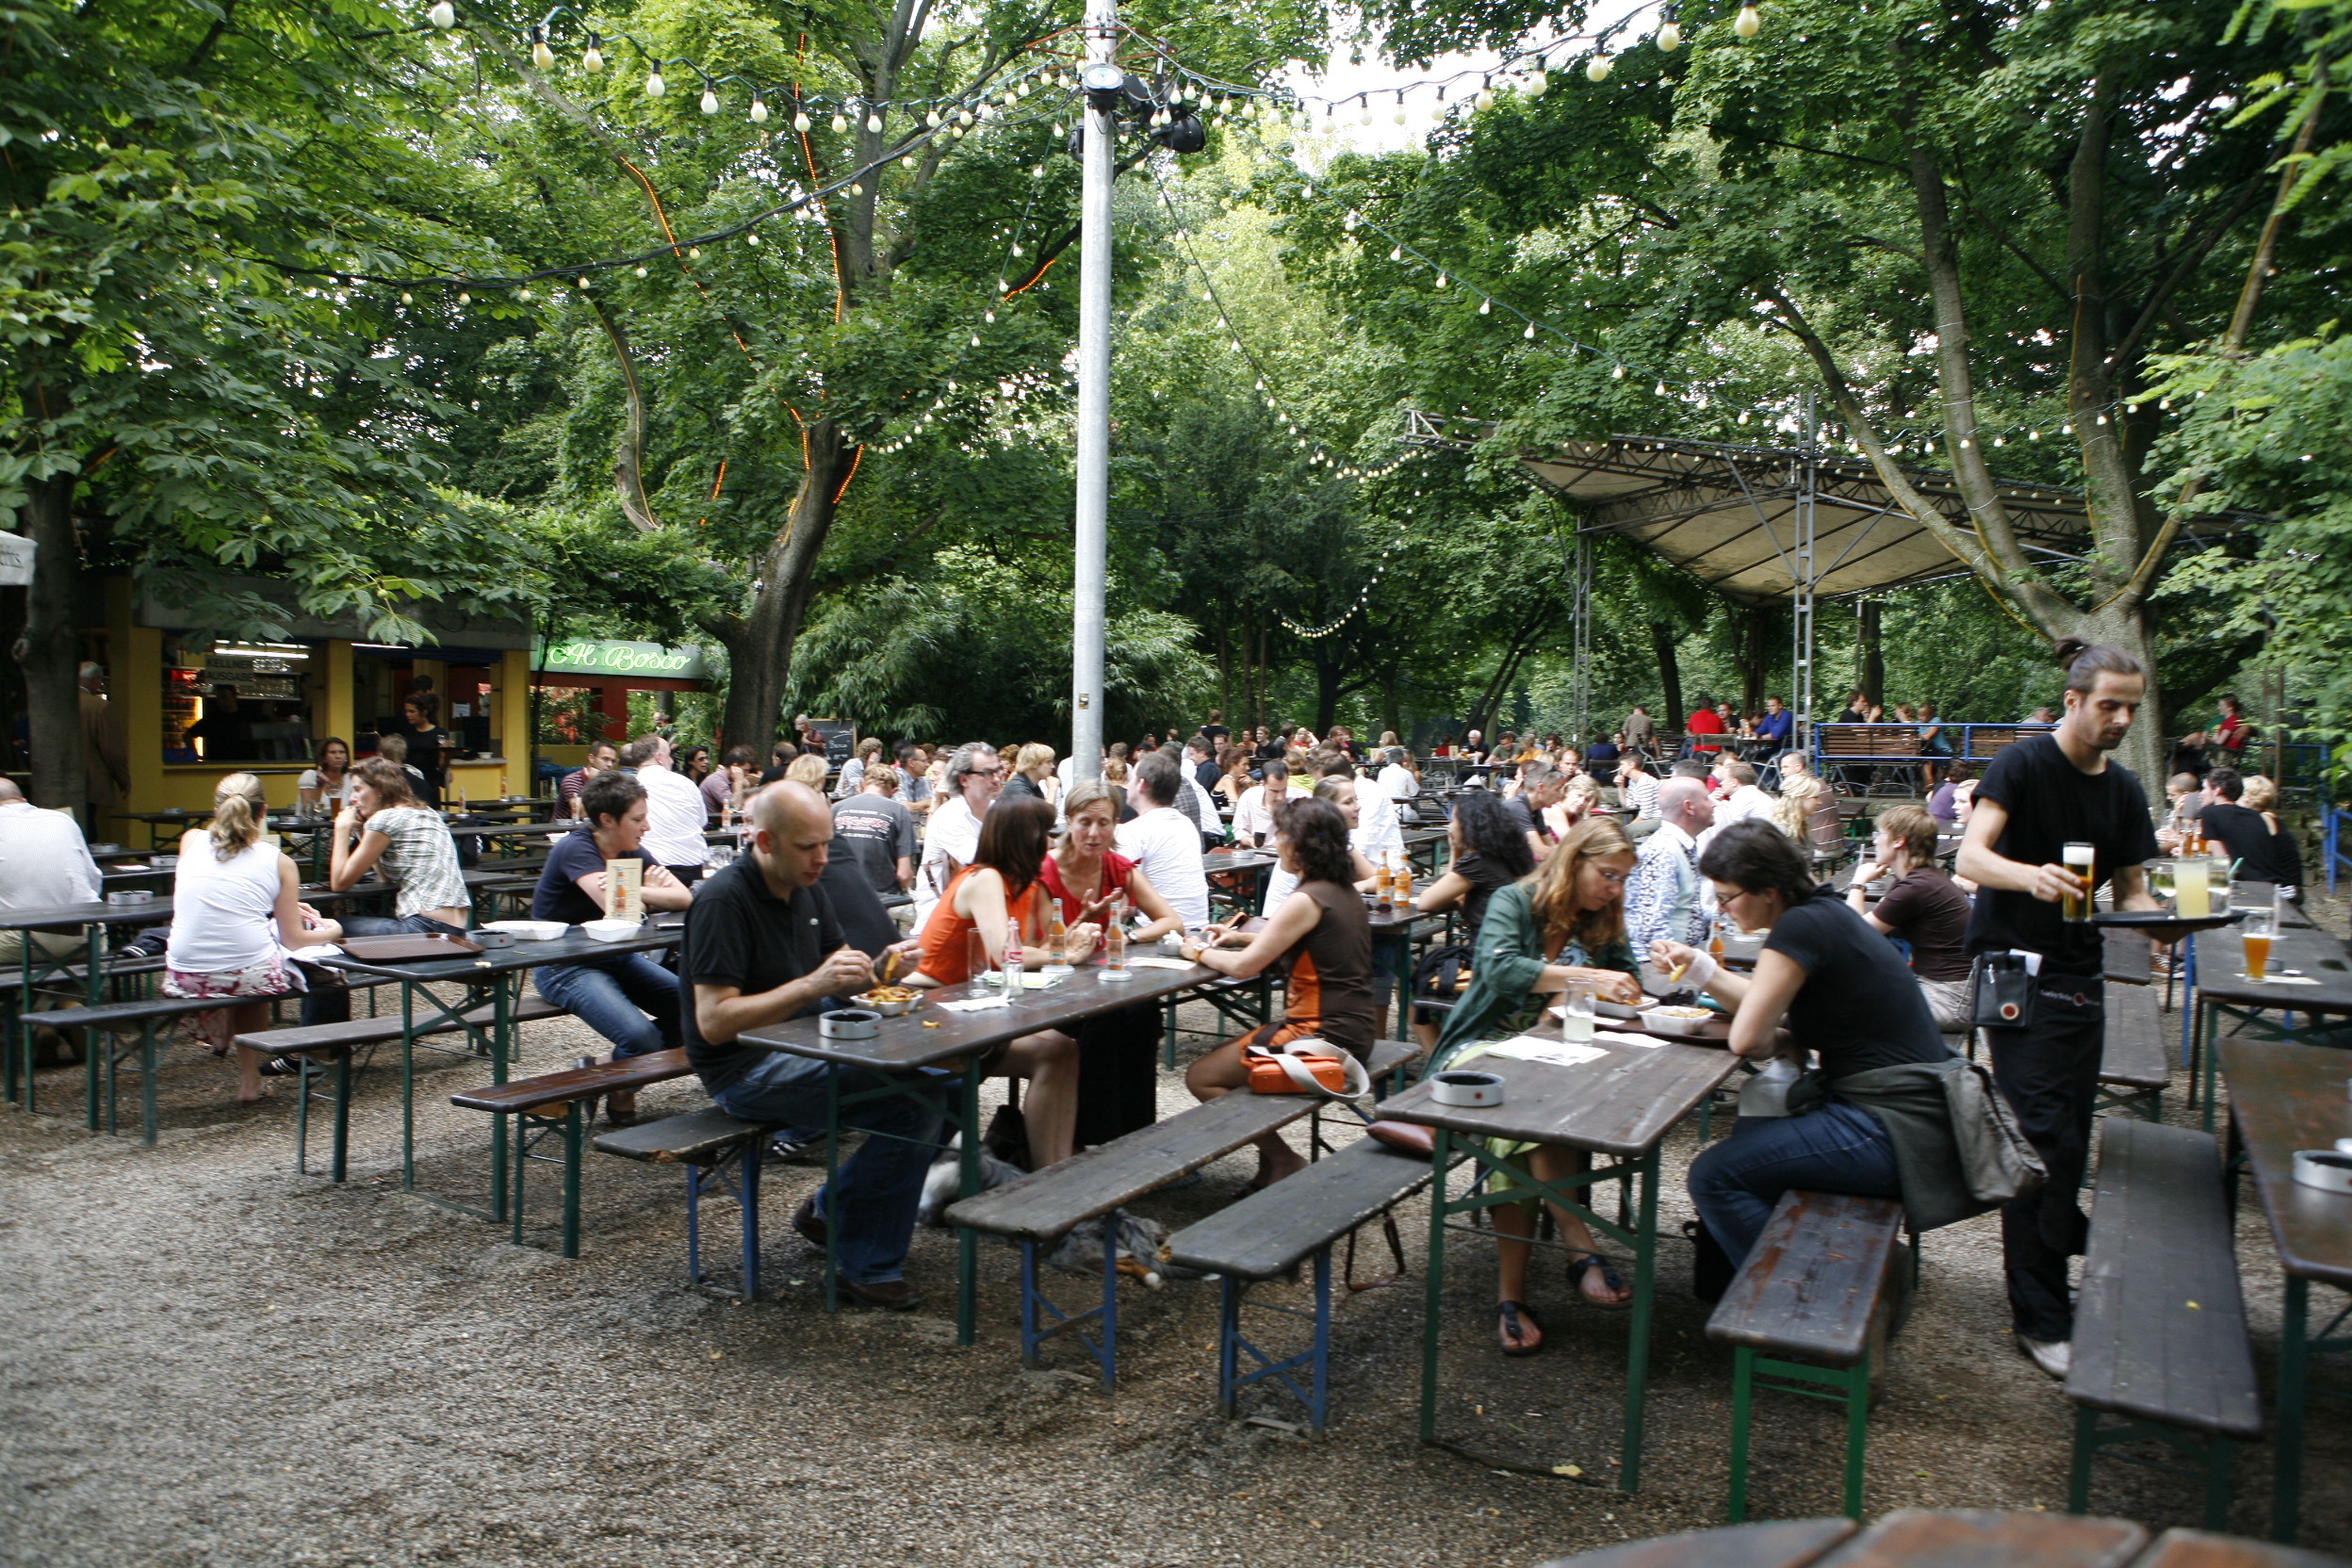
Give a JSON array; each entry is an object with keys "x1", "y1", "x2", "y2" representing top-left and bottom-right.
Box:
[
  {"x1": 594, "y1": 1108, "x2": 778, "y2": 1299},
  {"x1": 239, "y1": 996, "x2": 566, "y2": 1181},
  {"x1": 2103, "y1": 928, "x2": 2154, "y2": 987},
  {"x1": 945, "y1": 1038, "x2": 1420, "y2": 1386},
  {"x1": 2066, "y1": 1117, "x2": 2262, "y2": 1528},
  {"x1": 1164, "y1": 1132, "x2": 1446, "y2": 1431},
  {"x1": 2096, "y1": 984, "x2": 2171, "y2": 1124},
  {"x1": 1706, "y1": 1189, "x2": 1905, "y2": 1522},
  {"x1": 35, "y1": 993, "x2": 250, "y2": 1145},
  {"x1": 449, "y1": 1048, "x2": 696, "y2": 1257}
]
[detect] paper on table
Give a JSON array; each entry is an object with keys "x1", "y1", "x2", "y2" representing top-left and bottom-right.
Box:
[
  {"x1": 936, "y1": 995, "x2": 1013, "y2": 1012},
  {"x1": 1596, "y1": 1029, "x2": 1661, "y2": 1049},
  {"x1": 1124, "y1": 956, "x2": 1198, "y2": 971},
  {"x1": 1480, "y1": 1036, "x2": 1609, "y2": 1069},
  {"x1": 2242, "y1": 972, "x2": 2322, "y2": 985}
]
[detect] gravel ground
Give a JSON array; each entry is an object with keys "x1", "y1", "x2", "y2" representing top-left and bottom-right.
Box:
[{"x1": 3, "y1": 966, "x2": 2346, "y2": 1568}]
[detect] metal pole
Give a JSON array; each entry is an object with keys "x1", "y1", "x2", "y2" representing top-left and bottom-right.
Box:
[
  {"x1": 1794, "y1": 395, "x2": 1818, "y2": 755},
  {"x1": 1069, "y1": 0, "x2": 1119, "y2": 784},
  {"x1": 1572, "y1": 532, "x2": 1593, "y2": 743}
]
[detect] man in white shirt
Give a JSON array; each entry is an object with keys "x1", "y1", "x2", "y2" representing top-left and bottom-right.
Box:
[
  {"x1": 1375, "y1": 747, "x2": 1418, "y2": 822},
  {"x1": 1622, "y1": 777, "x2": 1713, "y2": 950},
  {"x1": 914, "y1": 743, "x2": 1001, "y2": 929},
  {"x1": 1173, "y1": 748, "x2": 1226, "y2": 845},
  {"x1": 1330, "y1": 755, "x2": 1403, "y2": 865},
  {"x1": 1710, "y1": 758, "x2": 1774, "y2": 828},
  {"x1": 0, "y1": 781, "x2": 104, "y2": 965},
  {"x1": 1115, "y1": 755, "x2": 1210, "y2": 926},
  {"x1": 1231, "y1": 759, "x2": 1287, "y2": 847},
  {"x1": 625, "y1": 735, "x2": 713, "y2": 882}
]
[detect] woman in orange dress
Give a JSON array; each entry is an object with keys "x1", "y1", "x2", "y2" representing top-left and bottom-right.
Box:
[{"x1": 907, "y1": 796, "x2": 1084, "y2": 1168}]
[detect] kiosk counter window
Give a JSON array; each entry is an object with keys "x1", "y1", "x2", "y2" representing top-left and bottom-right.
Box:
[{"x1": 165, "y1": 641, "x2": 316, "y2": 764}]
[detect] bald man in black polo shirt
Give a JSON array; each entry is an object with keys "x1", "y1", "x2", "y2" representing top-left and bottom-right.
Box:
[{"x1": 680, "y1": 782, "x2": 941, "y2": 1310}]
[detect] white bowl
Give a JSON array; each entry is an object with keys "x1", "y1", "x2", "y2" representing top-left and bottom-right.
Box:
[
  {"x1": 581, "y1": 918, "x2": 639, "y2": 942},
  {"x1": 1647, "y1": 1005, "x2": 1716, "y2": 1037},
  {"x1": 484, "y1": 919, "x2": 565, "y2": 942}
]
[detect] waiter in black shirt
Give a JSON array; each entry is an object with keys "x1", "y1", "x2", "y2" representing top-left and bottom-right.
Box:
[{"x1": 1957, "y1": 638, "x2": 2163, "y2": 1380}]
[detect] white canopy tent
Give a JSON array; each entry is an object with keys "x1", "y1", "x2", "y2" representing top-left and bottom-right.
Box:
[{"x1": 1400, "y1": 410, "x2": 2253, "y2": 743}]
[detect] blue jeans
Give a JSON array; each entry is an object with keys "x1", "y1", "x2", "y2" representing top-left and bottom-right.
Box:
[
  {"x1": 531, "y1": 955, "x2": 682, "y2": 1060},
  {"x1": 1688, "y1": 1100, "x2": 1902, "y2": 1266},
  {"x1": 301, "y1": 913, "x2": 464, "y2": 1026},
  {"x1": 711, "y1": 1053, "x2": 946, "y2": 1284}
]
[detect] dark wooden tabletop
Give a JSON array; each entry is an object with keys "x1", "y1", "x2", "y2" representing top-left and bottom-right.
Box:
[
  {"x1": 1377, "y1": 1037, "x2": 1737, "y2": 1156},
  {"x1": 735, "y1": 953, "x2": 1215, "y2": 1070},
  {"x1": 318, "y1": 921, "x2": 681, "y2": 986},
  {"x1": 2221, "y1": 1039, "x2": 2352, "y2": 1291},
  {"x1": 1202, "y1": 848, "x2": 1280, "y2": 874},
  {"x1": 1534, "y1": 1508, "x2": 2340, "y2": 1568},
  {"x1": 2194, "y1": 925, "x2": 2352, "y2": 1013}
]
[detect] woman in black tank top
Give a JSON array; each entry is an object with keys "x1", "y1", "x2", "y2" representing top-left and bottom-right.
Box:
[{"x1": 1176, "y1": 799, "x2": 1374, "y2": 1188}]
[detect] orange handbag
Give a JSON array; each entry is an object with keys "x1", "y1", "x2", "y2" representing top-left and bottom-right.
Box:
[{"x1": 1243, "y1": 1023, "x2": 1372, "y2": 1099}]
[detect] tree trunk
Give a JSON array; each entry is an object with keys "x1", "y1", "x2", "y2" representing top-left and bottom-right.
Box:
[
  {"x1": 1737, "y1": 604, "x2": 1775, "y2": 716},
  {"x1": 708, "y1": 418, "x2": 856, "y2": 750},
  {"x1": 14, "y1": 472, "x2": 85, "y2": 816},
  {"x1": 1648, "y1": 621, "x2": 1683, "y2": 730},
  {"x1": 1859, "y1": 601, "x2": 1884, "y2": 708}
]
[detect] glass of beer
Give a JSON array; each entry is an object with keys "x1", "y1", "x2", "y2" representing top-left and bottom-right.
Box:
[
  {"x1": 2242, "y1": 906, "x2": 2273, "y2": 982},
  {"x1": 2062, "y1": 841, "x2": 2096, "y2": 923},
  {"x1": 1560, "y1": 979, "x2": 1597, "y2": 1044}
]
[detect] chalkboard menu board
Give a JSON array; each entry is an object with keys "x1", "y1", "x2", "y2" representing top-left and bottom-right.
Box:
[{"x1": 808, "y1": 720, "x2": 855, "y2": 764}]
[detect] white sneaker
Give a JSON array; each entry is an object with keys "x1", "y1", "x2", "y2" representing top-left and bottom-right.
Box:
[{"x1": 2020, "y1": 1335, "x2": 2071, "y2": 1379}]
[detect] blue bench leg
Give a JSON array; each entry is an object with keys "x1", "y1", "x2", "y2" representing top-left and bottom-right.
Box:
[
  {"x1": 1021, "y1": 1240, "x2": 1043, "y2": 1365},
  {"x1": 1217, "y1": 1275, "x2": 1241, "y2": 1417},
  {"x1": 1100, "y1": 1218, "x2": 1119, "y2": 1391},
  {"x1": 2204, "y1": 1436, "x2": 2235, "y2": 1533},
  {"x1": 740, "y1": 1140, "x2": 761, "y2": 1300},
  {"x1": 1308, "y1": 1247, "x2": 1331, "y2": 1433}
]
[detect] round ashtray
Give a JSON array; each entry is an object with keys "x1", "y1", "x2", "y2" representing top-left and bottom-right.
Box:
[{"x1": 106, "y1": 890, "x2": 155, "y2": 906}]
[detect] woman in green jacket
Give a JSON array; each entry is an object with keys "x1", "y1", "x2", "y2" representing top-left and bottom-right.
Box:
[{"x1": 1430, "y1": 818, "x2": 1643, "y2": 1351}]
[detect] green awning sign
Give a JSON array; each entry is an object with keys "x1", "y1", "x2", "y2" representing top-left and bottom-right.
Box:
[{"x1": 533, "y1": 639, "x2": 710, "y2": 679}]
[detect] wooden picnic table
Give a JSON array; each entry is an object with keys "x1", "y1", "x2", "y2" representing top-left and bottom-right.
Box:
[
  {"x1": 2218, "y1": 1038, "x2": 2352, "y2": 1544},
  {"x1": 1378, "y1": 1036, "x2": 1740, "y2": 1494},
  {"x1": 1533, "y1": 1508, "x2": 2337, "y2": 1568},
  {"x1": 2191, "y1": 921, "x2": 2352, "y2": 1130},
  {"x1": 319, "y1": 919, "x2": 682, "y2": 1221},
  {"x1": 736, "y1": 952, "x2": 1219, "y2": 1345}
]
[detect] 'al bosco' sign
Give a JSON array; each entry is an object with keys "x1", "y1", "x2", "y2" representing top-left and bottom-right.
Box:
[{"x1": 533, "y1": 639, "x2": 710, "y2": 680}]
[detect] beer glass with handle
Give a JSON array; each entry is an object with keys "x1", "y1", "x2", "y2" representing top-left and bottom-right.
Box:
[{"x1": 2242, "y1": 906, "x2": 2273, "y2": 983}]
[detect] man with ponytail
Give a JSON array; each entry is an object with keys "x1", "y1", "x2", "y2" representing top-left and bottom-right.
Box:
[{"x1": 1956, "y1": 637, "x2": 2164, "y2": 1380}]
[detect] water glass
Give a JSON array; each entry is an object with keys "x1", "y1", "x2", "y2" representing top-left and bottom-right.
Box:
[
  {"x1": 2208, "y1": 853, "x2": 2234, "y2": 915},
  {"x1": 1560, "y1": 979, "x2": 1596, "y2": 1044}
]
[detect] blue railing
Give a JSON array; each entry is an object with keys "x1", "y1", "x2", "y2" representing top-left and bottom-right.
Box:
[{"x1": 2327, "y1": 806, "x2": 2351, "y2": 898}]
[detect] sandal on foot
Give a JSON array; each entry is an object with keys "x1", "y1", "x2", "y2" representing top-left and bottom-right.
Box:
[
  {"x1": 1497, "y1": 1298, "x2": 1544, "y2": 1357},
  {"x1": 1567, "y1": 1251, "x2": 1631, "y2": 1309}
]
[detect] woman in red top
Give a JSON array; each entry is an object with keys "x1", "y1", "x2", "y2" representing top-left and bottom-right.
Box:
[
  {"x1": 1042, "y1": 780, "x2": 1187, "y2": 1147},
  {"x1": 908, "y1": 797, "x2": 1085, "y2": 1168}
]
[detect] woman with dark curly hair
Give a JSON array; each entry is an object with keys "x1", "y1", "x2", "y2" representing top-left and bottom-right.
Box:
[{"x1": 1177, "y1": 796, "x2": 1375, "y2": 1187}]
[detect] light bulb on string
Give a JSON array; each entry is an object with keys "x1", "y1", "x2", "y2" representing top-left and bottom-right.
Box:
[
  {"x1": 750, "y1": 97, "x2": 769, "y2": 123},
  {"x1": 530, "y1": 32, "x2": 554, "y2": 70},
  {"x1": 701, "y1": 89, "x2": 720, "y2": 115},
  {"x1": 1524, "y1": 323, "x2": 1537, "y2": 339},
  {"x1": 645, "y1": 70, "x2": 666, "y2": 97},
  {"x1": 1478, "y1": 298, "x2": 1492, "y2": 314},
  {"x1": 1526, "y1": 70, "x2": 1549, "y2": 96},
  {"x1": 426, "y1": 0, "x2": 455, "y2": 29},
  {"x1": 1586, "y1": 56, "x2": 1612, "y2": 82},
  {"x1": 582, "y1": 41, "x2": 603, "y2": 72},
  {"x1": 793, "y1": 110, "x2": 811, "y2": 132},
  {"x1": 867, "y1": 112, "x2": 883, "y2": 133},
  {"x1": 1658, "y1": 19, "x2": 1682, "y2": 50},
  {"x1": 1612, "y1": 364, "x2": 1625, "y2": 378},
  {"x1": 831, "y1": 113, "x2": 848, "y2": 133},
  {"x1": 1736, "y1": 4, "x2": 1761, "y2": 38}
]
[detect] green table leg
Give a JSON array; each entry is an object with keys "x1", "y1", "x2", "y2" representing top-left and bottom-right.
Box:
[
  {"x1": 1619, "y1": 1147, "x2": 1659, "y2": 1493},
  {"x1": 822, "y1": 1067, "x2": 842, "y2": 1312},
  {"x1": 957, "y1": 1066, "x2": 980, "y2": 1347},
  {"x1": 81, "y1": 922, "x2": 106, "y2": 1131},
  {"x1": 560, "y1": 1101, "x2": 583, "y2": 1259},
  {"x1": 2274, "y1": 1273, "x2": 2306, "y2": 1543},
  {"x1": 400, "y1": 980, "x2": 417, "y2": 1191},
  {"x1": 1418, "y1": 1127, "x2": 1451, "y2": 1445},
  {"x1": 1728, "y1": 1345, "x2": 1756, "y2": 1521},
  {"x1": 489, "y1": 976, "x2": 514, "y2": 1224}
]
